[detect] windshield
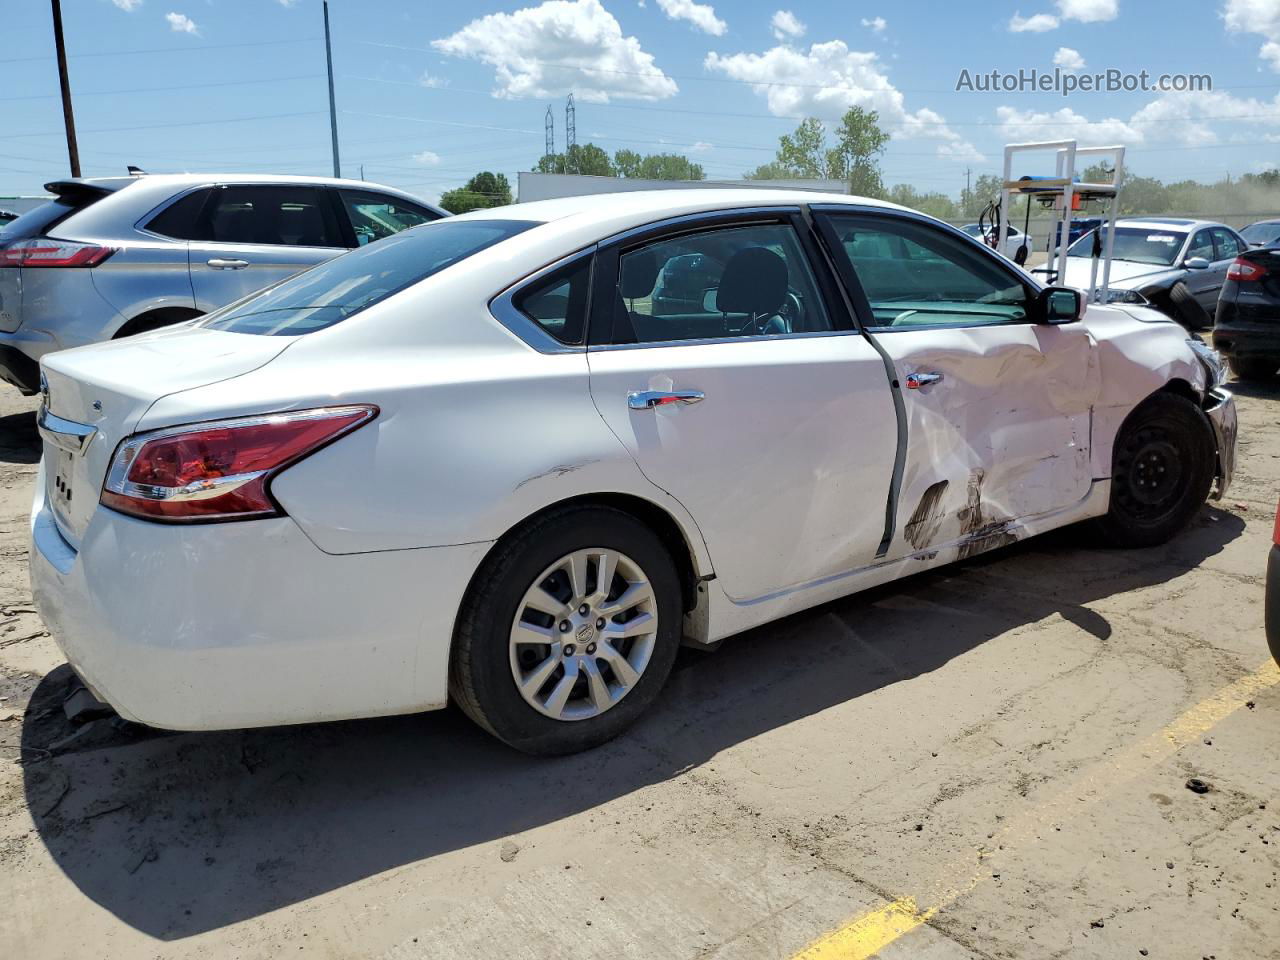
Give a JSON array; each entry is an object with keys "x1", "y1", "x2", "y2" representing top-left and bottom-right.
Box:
[
  {"x1": 1241, "y1": 222, "x2": 1280, "y2": 246},
  {"x1": 200, "y1": 218, "x2": 539, "y2": 336},
  {"x1": 1067, "y1": 226, "x2": 1184, "y2": 266}
]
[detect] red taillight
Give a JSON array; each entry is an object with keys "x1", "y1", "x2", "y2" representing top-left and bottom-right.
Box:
[
  {"x1": 0, "y1": 237, "x2": 114, "y2": 268},
  {"x1": 1227, "y1": 257, "x2": 1266, "y2": 283},
  {"x1": 100, "y1": 406, "x2": 377, "y2": 522}
]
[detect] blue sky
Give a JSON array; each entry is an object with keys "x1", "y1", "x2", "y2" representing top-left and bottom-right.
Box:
[{"x1": 3, "y1": 0, "x2": 1278, "y2": 204}]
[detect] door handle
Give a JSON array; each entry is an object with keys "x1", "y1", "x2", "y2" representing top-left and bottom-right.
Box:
[
  {"x1": 904, "y1": 371, "x2": 943, "y2": 389},
  {"x1": 628, "y1": 390, "x2": 705, "y2": 410},
  {"x1": 207, "y1": 258, "x2": 250, "y2": 270}
]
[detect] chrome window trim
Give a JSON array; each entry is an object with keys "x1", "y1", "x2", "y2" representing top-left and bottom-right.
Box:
[
  {"x1": 488, "y1": 245, "x2": 596, "y2": 355},
  {"x1": 591, "y1": 328, "x2": 866, "y2": 352}
]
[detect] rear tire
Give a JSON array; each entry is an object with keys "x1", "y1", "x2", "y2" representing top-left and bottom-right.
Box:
[
  {"x1": 1093, "y1": 392, "x2": 1215, "y2": 548},
  {"x1": 1167, "y1": 282, "x2": 1211, "y2": 331},
  {"x1": 449, "y1": 505, "x2": 683, "y2": 755},
  {"x1": 1227, "y1": 356, "x2": 1278, "y2": 382}
]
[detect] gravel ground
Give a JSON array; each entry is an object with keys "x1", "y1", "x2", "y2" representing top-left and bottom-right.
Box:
[{"x1": 0, "y1": 378, "x2": 1277, "y2": 960}]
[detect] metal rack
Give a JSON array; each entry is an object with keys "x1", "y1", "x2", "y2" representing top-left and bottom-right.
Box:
[{"x1": 998, "y1": 140, "x2": 1126, "y2": 302}]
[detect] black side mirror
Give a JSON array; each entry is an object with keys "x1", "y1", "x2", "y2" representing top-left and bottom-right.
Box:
[{"x1": 1038, "y1": 286, "x2": 1082, "y2": 324}]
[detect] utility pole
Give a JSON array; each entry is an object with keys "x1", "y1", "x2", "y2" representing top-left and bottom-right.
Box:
[
  {"x1": 50, "y1": 0, "x2": 81, "y2": 177},
  {"x1": 323, "y1": 0, "x2": 341, "y2": 178}
]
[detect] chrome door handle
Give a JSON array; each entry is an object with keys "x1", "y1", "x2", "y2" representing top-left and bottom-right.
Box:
[
  {"x1": 628, "y1": 390, "x2": 705, "y2": 410},
  {"x1": 904, "y1": 371, "x2": 943, "y2": 389},
  {"x1": 207, "y1": 258, "x2": 250, "y2": 270}
]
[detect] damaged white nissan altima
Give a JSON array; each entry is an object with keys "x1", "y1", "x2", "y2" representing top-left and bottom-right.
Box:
[{"x1": 31, "y1": 190, "x2": 1236, "y2": 754}]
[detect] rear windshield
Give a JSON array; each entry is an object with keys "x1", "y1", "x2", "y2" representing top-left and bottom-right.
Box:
[
  {"x1": 1241, "y1": 222, "x2": 1280, "y2": 246},
  {"x1": 0, "y1": 191, "x2": 108, "y2": 241},
  {"x1": 1067, "y1": 226, "x2": 1184, "y2": 265},
  {"x1": 200, "y1": 218, "x2": 539, "y2": 336}
]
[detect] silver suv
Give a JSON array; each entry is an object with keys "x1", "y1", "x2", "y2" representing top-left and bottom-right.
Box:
[{"x1": 0, "y1": 173, "x2": 446, "y2": 394}]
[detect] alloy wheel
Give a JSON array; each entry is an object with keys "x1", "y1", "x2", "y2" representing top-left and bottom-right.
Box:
[{"x1": 508, "y1": 548, "x2": 658, "y2": 721}]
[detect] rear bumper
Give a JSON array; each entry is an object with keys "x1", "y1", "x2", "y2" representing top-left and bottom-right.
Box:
[
  {"x1": 1268, "y1": 546, "x2": 1280, "y2": 668},
  {"x1": 1212, "y1": 322, "x2": 1280, "y2": 359},
  {"x1": 1204, "y1": 387, "x2": 1237, "y2": 500},
  {"x1": 30, "y1": 463, "x2": 492, "y2": 730},
  {"x1": 0, "y1": 345, "x2": 39, "y2": 394}
]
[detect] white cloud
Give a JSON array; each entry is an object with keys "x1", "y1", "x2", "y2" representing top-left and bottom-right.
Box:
[
  {"x1": 996, "y1": 105, "x2": 1141, "y2": 144},
  {"x1": 1053, "y1": 46, "x2": 1086, "y2": 70},
  {"x1": 1224, "y1": 0, "x2": 1280, "y2": 72},
  {"x1": 771, "y1": 10, "x2": 806, "y2": 41},
  {"x1": 164, "y1": 11, "x2": 198, "y2": 33},
  {"x1": 861, "y1": 16, "x2": 887, "y2": 33},
  {"x1": 111, "y1": 0, "x2": 143, "y2": 11},
  {"x1": 412, "y1": 151, "x2": 442, "y2": 165},
  {"x1": 704, "y1": 40, "x2": 982, "y2": 163},
  {"x1": 419, "y1": 70, "x2": 448, "y2": 88},
  {"x1": 1008, "y1": 11, "x2": 1060, "y2": 32},
  {"x1": 687, "y1": 140, "x2": 713, "y2": 152},
  {"x1": 1056, "y1": 0, "x2": 1117, "y2": 22},
  {"x1": 655, "y1": 0, "x2": 726, "y2": 36},
  {"x1": 434, "y1": 0, "x2": 677, "y2": 102},
  {"x1": 996, "y1": 89, "x2": 1280, "y2": 148},
  {"x1": 277, "y1": 0, "x2": 298, "y2": 6}
]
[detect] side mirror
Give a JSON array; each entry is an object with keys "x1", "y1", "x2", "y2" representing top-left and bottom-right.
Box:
[
  {"x1": 1184, "y1": 257, "x2": 1210, "y2": 270},
  {"x1": 1038, "y1": 286, "x2": 1083, "y2": 324}
]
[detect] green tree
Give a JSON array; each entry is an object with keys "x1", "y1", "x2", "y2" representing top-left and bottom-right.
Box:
[
  {"x1": 439, "y1": 171, "x2": 512, "y2": 214},
  {"x1": 960, "y1": 173, "x2": 1004, "y2": 220},
  {"x1": 620, "y1": 151, "x2": 705, "y2": 180},
  {"x1": 832, "y1": 107, "x2": 889, "y2": 198},
  {"x1": 535, "y1": 143, "x2": 615, "y2": 176},
  {"x1": 887, "y1": 184, "x2": 958, "y2": 220},
  {"x1": 745, "y1": 108, "x2": 889, "y2": 196}
]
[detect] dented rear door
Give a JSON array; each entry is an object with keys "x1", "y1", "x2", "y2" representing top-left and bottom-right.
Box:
[{"x1": 815, "y1": 208, "x2": 1100, "y2": 561}]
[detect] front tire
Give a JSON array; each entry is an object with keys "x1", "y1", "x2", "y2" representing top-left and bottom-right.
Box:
[
  {"x1": 1093, "y1": 392, "x2": 1215, "y2": 548},
  {"x1": 1227, "y1": 356, "x2": 1278, "y2": 382},
  {"x1": 1167, "y1": 282, "x2": 1211, "y2": 331},
  {"x1": 450, "y1": 505, "x2": 683, "y2": 755}
]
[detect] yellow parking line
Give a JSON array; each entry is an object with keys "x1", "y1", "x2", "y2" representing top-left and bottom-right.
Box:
[{"x1": 789, "y1": 659, "x2": 1280, "y2": 960}]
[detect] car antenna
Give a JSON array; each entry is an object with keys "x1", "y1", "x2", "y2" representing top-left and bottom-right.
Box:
[{"x1": 126, "y1": 165, "x2": 147, "y2": 176}]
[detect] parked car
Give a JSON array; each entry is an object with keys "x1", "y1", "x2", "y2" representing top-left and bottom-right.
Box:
[
  {"x1": 0, "y1": 210, "x2": 18, "y2": 228},
  {"x1": 32, "y1": 190, "x2": 1236, "y2": 755},
  {"x1": 1268, "y1": 498, "x2": 1280, "y2": 669},
  {"x1": 0, "y1": 174, "x2": 446, "y2": 395},
  {"x1": 1039, "y1": 217, "x2": 1249, "y2": 330},
  {"x1": 1046, "y1": 216, "x2": 1104, "y2": 255},
  {"x1": 960, "y1": 222, "x2": 1028, "y2": 259},
  {"x1": 1212, "y1": 243, "x2": 1280, "y2": 380},
  {"x1": 1240, "y1": 219, "x2": 1280, "y2": 249}
]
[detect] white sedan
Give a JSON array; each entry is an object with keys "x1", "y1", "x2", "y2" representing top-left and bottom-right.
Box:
[{"x1": 31, "y1": 190, "x2": 1237, "y2": 754}]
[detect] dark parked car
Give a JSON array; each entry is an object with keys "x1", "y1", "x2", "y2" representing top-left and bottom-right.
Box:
[
  {"x1": 0, "y1": 210, "x2": 18, "y2": 228},
  {"x1": 1267, "y1": 498, "x2": 1280, "y2": 669},
  {"x1": 1213, "y1": 243, "x2": 1280, "y2": 381},
  {"x1": 1241, "y1": 219, "x2": 1280, "y2": 249},
  {"x1": 1047, "y1": 216, "x2": 1104, "y2": 255}
]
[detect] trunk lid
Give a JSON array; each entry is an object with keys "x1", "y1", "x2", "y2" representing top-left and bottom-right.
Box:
[{"x1": 38, "y1": 325, "x2": 294, "y2": 549}]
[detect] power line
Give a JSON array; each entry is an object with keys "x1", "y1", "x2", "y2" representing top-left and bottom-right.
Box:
[
  {"x1": 0, "y1": 74, "x2": 324, "y2": 103},
  {"x1": 0, "y1": 37, "x2": 320, "y2": 64},
  {"x1": 6, "y1": 111, "x2": 328, "y2": 141}
]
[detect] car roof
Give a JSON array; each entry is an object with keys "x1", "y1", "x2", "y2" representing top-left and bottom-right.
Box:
[
  {"x1": 452, "y1": 189, "x2": 907, "y2": 231},
  {"x1": 1115, "y1": 217, "x2": 1228, "y2": 232},
  {"x1": 1246, "y1": 218, "x2": 1280, "y2": 226},
  {"x1": 53, "y1": 172, "x2": 402, "y2": 191}
]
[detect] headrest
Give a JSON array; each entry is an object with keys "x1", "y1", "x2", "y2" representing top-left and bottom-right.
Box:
[
  {"x1": 716, "y1": 247, "x2": 787, "y2": 316},
  {"x1": 620, "y1": 249, "x2": 660, "y2": 299}
]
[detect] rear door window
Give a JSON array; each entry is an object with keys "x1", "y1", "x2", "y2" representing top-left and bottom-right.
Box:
[
  {"x1": 200, "y1": 218, "x2": 538, "y2": 335},
  {"x1": 513, "y1": 259, "x2": 591, "y2": 344},
  {"x1": 204, "y1": 185, "x2": 342, "y2": 248},
  {"x1": 336, "y1": 190, "x2": 441, "y2": 247}
]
